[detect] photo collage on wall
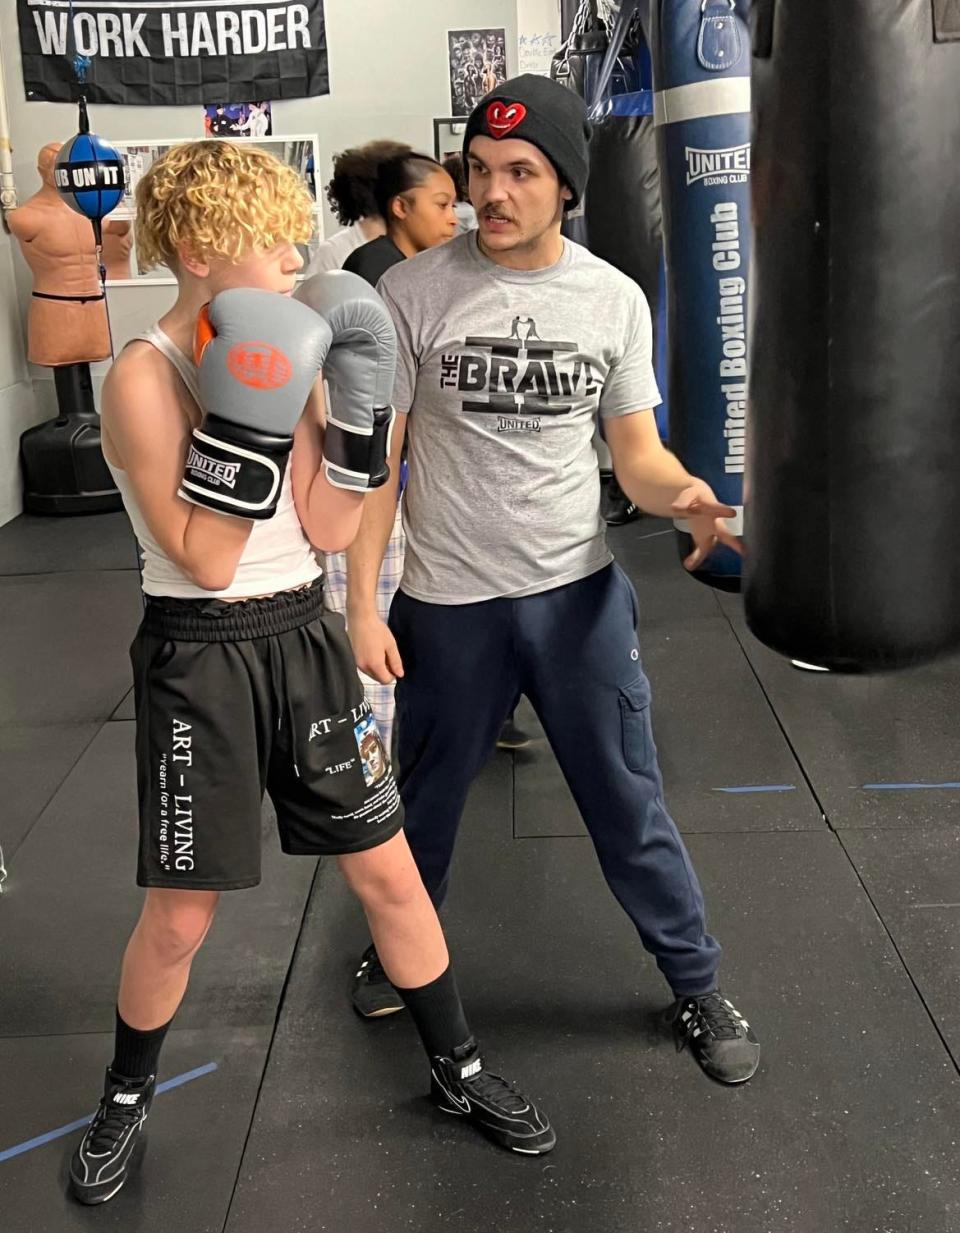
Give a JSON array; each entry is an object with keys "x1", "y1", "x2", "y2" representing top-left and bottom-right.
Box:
[
  {"x1": 447, "y1": 28, "x2": 508, "y2": 116},
  {"x1": 104, "y1": 137, "x2": 320, "y2": 283}
]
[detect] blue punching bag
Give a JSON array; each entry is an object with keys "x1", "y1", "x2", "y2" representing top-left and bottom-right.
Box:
[
  {"x1": 54, "y1": 100, "x2": 124, "y2": 245},
  {"x1": 650, "y1": 0, "x2": 751, "y2": 590}
]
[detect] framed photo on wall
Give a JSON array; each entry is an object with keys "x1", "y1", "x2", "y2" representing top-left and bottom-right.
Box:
[
  {"x1": 102, "y1": 135, "x2": 323, "y2": 286},
  {"x1": 447, "y1": 28, "x2": 508, "y2": 116},
  {"x1": 203, "y1": 102, "x2": 273, "y2": 139},
  {"x1": 433, "y1": 117, "x2": 468, "y2": 164}
]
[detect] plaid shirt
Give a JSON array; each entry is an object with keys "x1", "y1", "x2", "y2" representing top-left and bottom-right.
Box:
[{"x1": 322, "y1": 502, "x2": 405, "y2": 750}]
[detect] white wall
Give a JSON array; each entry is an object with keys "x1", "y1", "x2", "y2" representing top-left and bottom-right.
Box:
[{"x1": 0, "y1": 0, "x2": 520, "y2": 523}]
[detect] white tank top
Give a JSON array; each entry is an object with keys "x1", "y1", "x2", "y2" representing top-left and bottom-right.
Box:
[{"x1": 106, "y1": 323, "x2": 322, "y2": 599}]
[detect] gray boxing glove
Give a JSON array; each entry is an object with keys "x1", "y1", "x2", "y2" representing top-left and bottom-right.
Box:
[
  {"x1": 180, "y1": 289, "x2": 332, "y2": 519},
  {"x1": 295, "y1": 270, "x2": 397, "y2": 491}
]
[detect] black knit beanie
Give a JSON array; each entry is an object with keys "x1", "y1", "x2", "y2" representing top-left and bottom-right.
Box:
[{"x1": 462, "y1": 73, "x2": 591, "y2": 209}]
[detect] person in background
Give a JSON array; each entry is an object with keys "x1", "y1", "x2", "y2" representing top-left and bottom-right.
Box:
[
  {"x1": 343, "y1": 152, "x2": 458, "y2": 286},
  {"x1": 321, "y1": 153, "x2": 457, "y2": 768},
  {"x1": 305, "y1": 140, "x2": 412, "y2": 277},
  {"x1": 442, "y1": 153, "x2": 478, "y2": 235}
]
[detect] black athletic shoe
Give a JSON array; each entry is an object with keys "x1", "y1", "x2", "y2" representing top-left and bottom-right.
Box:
[
  {"x1": 668, "y1": 991, "x2": 760, "y2": 1085},
  {"x1": 431, "y1": 1038, "x2": 556, "y2": 1155},
  {"x1": 69, "y1": 1068, "x2": 155, "y2": 1205},
  {"x1": 600, "y1": 473, "x2": 640, "y2": 526},
  {"x1": 351, "y1": 944, "x2": 405, "y2": 1018},
  {"x1": 496, "y1": 718, "x2": 532, "y2": 750}
]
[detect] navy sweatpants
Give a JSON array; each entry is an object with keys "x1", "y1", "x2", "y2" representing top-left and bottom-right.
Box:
[{"x1": 390, "y1": 562, "x2": 721, "y2": 997}]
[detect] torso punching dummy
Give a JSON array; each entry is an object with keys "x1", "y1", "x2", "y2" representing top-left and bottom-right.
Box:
[{"x1": 7, "y1": 143, "x2": 121, "y2": 514}]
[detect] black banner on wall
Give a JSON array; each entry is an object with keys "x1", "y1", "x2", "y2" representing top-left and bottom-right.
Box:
[{"x1": 18, "y1": 0, "x2": 329, "y2": 105}]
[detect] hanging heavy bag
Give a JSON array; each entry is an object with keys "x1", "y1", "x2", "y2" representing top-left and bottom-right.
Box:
[
  {"x1": 650, "y1": 0, "x2": 751, "y2": 591},
  {"x1": 584, "y1": 0, "x2": 669, "y2": 439},
  {"x1": 745, "y1": 0, "x2": 960, "y2": 670},
  {"x1": 552, "y1": 19, "x2": 607, "y2": 248}
]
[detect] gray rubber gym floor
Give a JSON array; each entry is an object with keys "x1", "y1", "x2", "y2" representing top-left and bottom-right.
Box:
[{"x1": 2, "y1": 510, "x2": 959, "y2": 1233}]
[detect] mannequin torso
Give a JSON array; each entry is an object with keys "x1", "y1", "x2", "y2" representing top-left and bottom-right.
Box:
[{"x1": 7, "y1": 143, "x2": 111, "y2": 365}]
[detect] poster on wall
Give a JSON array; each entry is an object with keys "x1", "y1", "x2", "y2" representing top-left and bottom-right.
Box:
[
  {"x1": 104, "y1": 136, "x2": 321, "y2": 283},
  {"x1": 17, "y1": 1, "x2": 328, "y2": 106},
  {"x1": 517, "y1": 0, "x2": 561, "y2": 77},
  {"x1": 447, "y1": 28, "x2": 507, "y2": 117}
]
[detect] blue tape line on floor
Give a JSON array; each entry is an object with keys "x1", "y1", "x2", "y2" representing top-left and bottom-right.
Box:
[
  {"x1": 0, "y1": 1062, "x2": 217, "y2": 1164},
  {"x1": 862, "y1": 782, "x2": 960, "y2": 791},
  {"x1": 713, "y1": 785, "x2": 797, "y2": 794}
]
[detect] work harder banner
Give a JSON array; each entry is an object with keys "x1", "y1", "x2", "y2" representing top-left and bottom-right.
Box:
[{"x1": 18, "y1": 0, "x2": 329, "y2": 106}]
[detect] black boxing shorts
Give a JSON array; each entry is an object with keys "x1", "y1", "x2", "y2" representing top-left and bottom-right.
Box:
[{"x1": 130, "y1": 580, "x2": 403, "y2": 889}]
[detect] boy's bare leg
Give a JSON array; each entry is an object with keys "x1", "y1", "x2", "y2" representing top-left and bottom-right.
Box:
[{"x1": 118, "y1": 889, "x2": 219, "y2": 1028}]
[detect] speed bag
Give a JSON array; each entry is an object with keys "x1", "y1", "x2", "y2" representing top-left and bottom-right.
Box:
[
  {"x1": 55, "y1": 131, "x2": 124, "y2": 226},
  {"x1": 650, "y1": 0, "x2": 751, "y2": 591},
  {"x1": 745, "y1": 0, "x2": 960, "y2": 671}
]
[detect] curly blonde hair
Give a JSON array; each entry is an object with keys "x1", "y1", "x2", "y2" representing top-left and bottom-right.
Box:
[{"x1": 135, "y1": 140, "x2": 314, "y2": 270}]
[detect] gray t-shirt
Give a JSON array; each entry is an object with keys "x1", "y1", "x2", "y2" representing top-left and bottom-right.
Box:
[{"x1": 378, "y1": 233, "x2": 661, "y2": 604}]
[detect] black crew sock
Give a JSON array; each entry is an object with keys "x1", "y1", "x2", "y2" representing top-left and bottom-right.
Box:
[
  {"x1": 111, "y1": 1007, "x2": 172, "y2": 1080},
  {"x1": 393, "y1": 964, "x2": 473, "y2": 1061}
]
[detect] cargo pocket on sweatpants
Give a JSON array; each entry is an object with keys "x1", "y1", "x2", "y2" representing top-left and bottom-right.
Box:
[{"x1": 619, "y1": 677, "x2": 653, "y2": 774}]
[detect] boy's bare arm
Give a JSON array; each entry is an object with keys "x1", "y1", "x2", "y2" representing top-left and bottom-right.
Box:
[
  {"x1": 291, "y1": 379, "x2": 365, "y2": 554},
  {"x1": 102, "y1": 344, "x2": 254, "y2": 592},
  {"x1": 346, "y1": 410, "x2": 407, "y2": 619}
]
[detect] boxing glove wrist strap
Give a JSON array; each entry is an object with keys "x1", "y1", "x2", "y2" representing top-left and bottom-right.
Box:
[
  {"x1": 322, "y1": 406, "x2": 395, "y2": 491},
  {"x1": 178, "y1": 414, "x2": 294, "y2": 520}
]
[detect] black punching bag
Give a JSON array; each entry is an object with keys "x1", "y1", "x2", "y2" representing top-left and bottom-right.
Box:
[
  {"x1": 583, "y1": 2, "x2": 668, "y2": 438},
  {"x1": 553, "y1": 24, "x2": 607, "y2": 247},
  {"x1": 745, "y1": 1, "x2": 960, "y2": 671}
]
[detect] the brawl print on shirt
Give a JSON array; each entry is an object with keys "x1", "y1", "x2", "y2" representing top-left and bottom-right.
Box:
[{"x1": 438, "y1": 315, "x2": 603, "y2": 433}]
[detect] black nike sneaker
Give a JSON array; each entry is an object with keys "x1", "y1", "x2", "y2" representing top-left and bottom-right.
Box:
[
  {"x1": 351, "y1": 944, "x2": 405, "y2": 1018},
  {"x1": 431, "y1": 1038, "x2": 556, "y2": 1155},
  {"x1": 69, "y1": 1068, "x2": 155, "y2": 1205},
  {"x1": 667, "y1": 990, "x2": 760, "y2": 1084}
]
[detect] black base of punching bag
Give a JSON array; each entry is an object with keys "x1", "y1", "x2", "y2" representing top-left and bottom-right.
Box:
[{"x1": 20, "y1": 363, "x2": 122, "y2": 516}]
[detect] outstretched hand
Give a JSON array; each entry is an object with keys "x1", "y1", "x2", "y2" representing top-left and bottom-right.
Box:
[{"x1": 672, "y1": 482, "x2": 742, "y2": 572}]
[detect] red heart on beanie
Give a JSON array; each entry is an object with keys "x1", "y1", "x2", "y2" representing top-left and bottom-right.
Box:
[{"x1": 486, "y1": 101, "x2": 527, "y2": 138}]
